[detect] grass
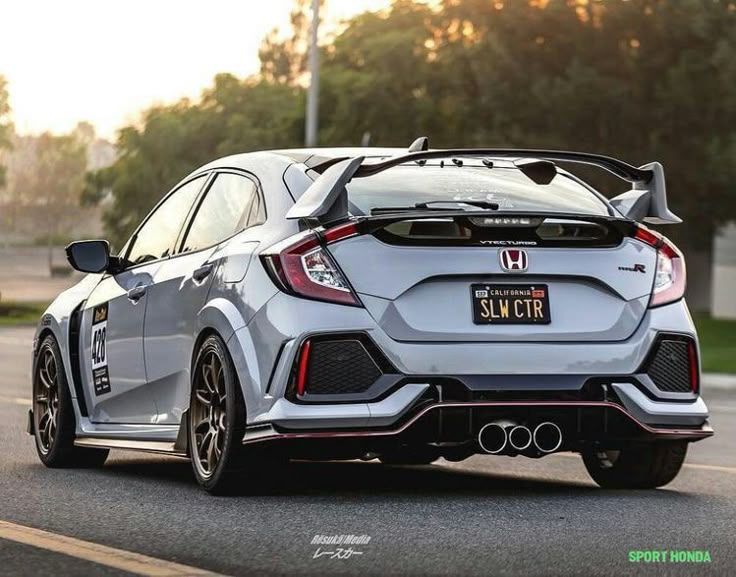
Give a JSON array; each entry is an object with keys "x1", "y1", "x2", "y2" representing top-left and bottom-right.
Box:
[
  {"x1": 692, "y1": 313, "x2": 736, "y2": 374},
  {"x1": 0, "y1": 301, "x2": 49, "y2": 326}
]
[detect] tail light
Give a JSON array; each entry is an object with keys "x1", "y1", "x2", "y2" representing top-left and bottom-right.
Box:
[
  {"x1": 261, "y1": 223, "x2": 361, "y2": 306},
  {"x1": 633, "y1": 226, "x2": 686, "y2": 308}
]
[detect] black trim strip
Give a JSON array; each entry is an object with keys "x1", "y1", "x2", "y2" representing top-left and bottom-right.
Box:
[{"x1": 68, "y1": 302, "x2": 88, "y2": 416}]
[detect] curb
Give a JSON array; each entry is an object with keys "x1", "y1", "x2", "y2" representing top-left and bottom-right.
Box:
[{"x1": 703, "y1": 373, "x2": 736, "y2": 391}]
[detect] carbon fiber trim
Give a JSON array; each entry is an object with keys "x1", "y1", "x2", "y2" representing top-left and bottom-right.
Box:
[{"x1": 645, "y1": 337, "x2": 694, "y2": 393}]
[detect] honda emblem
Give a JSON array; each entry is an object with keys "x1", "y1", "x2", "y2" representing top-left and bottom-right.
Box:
[{"x1": 499, "y1": 249, "x2": 528, "y2": 272}]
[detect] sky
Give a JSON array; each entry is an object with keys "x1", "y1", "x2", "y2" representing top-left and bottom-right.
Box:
[{"x1": 0, "y1": 0, "x2": 389, "y2": 140}]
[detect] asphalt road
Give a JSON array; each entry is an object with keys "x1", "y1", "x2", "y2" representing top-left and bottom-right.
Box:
[{"x1": 1, "y1": 326, "x2": 734, "y2": 577}]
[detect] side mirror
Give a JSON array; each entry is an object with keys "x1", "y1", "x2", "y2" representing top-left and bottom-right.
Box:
[{"x1": 65, "y1": 240, "x2": 111, "y2": 273}]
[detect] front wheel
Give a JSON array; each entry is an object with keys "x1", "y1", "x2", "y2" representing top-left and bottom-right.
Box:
[
  {"x1": 188, "y1": 334, "x2": 246, "y2": 494},
  {"x1": 582, "y1": 442, "x2": 688, "y2": 489},
  {"x1": 32, "y1": 335, "x2": 108, "y2": 468}
]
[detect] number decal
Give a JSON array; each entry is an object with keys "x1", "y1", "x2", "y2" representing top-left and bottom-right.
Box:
[{"x1": 91, "y1": 303, "x2": 111, "y2": 396}]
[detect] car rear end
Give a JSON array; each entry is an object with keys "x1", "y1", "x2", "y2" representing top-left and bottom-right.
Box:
[{"x1": 246, "y1": 157, "x2": 711, "y2": 476}]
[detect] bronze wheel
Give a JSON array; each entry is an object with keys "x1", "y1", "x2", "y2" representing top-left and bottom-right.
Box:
[
  {"x1": 34, "y1": 346, "x2": 60, "y2": 454},
  {"x1": 188, "y1": 334, "x2": 246, "y2": 494},
  {"x1": 32, "y1": 335, "x2": 108, "y2": 468}
]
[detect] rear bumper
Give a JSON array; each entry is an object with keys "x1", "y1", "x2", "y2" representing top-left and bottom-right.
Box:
[
  {"x1": 244, "y1": 381, "x2": 712, "y2": 449},
  {"x1": 240, "y1": 295, "x2": 711, "y2": 449}
]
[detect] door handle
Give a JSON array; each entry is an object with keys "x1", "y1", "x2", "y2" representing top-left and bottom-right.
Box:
[
  {"x1": 127, "y1": 285, "x2": 147, "y2": 302},
  {"x1": 193, "y1": 263, "x2": 214, "y2": 283}
]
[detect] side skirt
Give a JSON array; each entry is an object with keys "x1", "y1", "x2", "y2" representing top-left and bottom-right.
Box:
[{"x1": 74, "y1": 437, "x2": 188, "y2": 458}]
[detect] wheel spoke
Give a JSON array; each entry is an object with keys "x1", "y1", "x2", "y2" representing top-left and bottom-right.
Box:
[
  {"x1": 201, "y1": 358, "x2": 217, "y2": 395},
  {"x1": 48, "y1": 417, "x2": 56, "y2": 445},
  {"x1": 38, "y1": 369, "x2": 52, "y2": 390},
  {"x1": 43, "y1": 413, "x2": 53, "y2": 445},
  {"x1": 194, "y1": 417, "x2": 210, "y2": 435},
  {"x1": 207, "y1": 356, "x2": 219, "y2": 394},
  {"x1": 194, "y1": 388, "x2": 212, "y2": 406},
  {"x1": 37, "y1": 412, "x2": 50, "y2": 445},
  {"x1": 206, "y1": 431, "x2": 217, "y2": 470},
  {"x1": 44, "y1": 352, "x2": 57, "y2": 383},
  {"x1": 198, "y1": 429, "x2": 213, "y2": 460},
  {"x1": 192, "y1": 347, "x2": 231, "y2": 477},
  {"x1": 213, "y1": 428, "x2": 222, "y2": 459}
]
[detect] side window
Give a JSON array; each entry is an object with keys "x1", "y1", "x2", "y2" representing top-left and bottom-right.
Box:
[
  {"x1": 180, "y1": 173, "x2": 261, "y2": 254},
  {"x1": 126, "y1": 176, "x2": 206, "y2": 265}
]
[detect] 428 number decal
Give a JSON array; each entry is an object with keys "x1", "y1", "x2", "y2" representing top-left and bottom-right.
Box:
[
  {"x1": 92, "y1": 325, "x2": 106, "y2": 366},
  {"x1": 91, "y1": 303, "x2": 111, "y2": 396}
]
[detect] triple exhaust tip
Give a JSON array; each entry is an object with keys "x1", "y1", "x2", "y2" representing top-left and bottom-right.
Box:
[{"x1": 478, "y1": 421, "x2": 562, "y2": 455}]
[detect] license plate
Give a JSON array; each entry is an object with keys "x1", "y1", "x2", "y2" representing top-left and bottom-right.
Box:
[{"x1": 471, "y1": 284, "x2": 551, "y2": 325}]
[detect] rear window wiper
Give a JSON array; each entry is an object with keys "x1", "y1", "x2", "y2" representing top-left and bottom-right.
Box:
[{"x1": 370, "y1": 200, "x2": 499, "y2": 215}]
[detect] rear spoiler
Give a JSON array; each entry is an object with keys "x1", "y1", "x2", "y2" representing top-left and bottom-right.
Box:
[{"x1": 286, "y1": 146, "x2": 680, "y2": 225}]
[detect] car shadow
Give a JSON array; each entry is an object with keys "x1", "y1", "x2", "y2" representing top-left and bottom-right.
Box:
[{"x1": 94, "y1": 456, "x2": 694, "y2": 500}]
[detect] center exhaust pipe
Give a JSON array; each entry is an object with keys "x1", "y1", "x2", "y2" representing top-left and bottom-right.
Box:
[
  {"x1": 508, "y1": 425, "x2": 533, "y2": 452},
  {"x1": 478, "y1": 422, "x2": 509, "y2": 454},
  {"x1": 533, "y1": 422, "x2": 563, "y2": 453}
]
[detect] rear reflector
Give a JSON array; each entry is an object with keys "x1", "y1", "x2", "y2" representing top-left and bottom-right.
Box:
[
  {"x1": 688, "y1": 341, "x2": 698, "y2": 393},
  {"x1": 296, "y1": 340, "x2": 311, "y2": 396}
]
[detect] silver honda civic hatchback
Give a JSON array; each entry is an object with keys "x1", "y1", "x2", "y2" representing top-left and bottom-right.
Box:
[{"x1": 29, "y1": 142, "x2": 713, "y2": 493}]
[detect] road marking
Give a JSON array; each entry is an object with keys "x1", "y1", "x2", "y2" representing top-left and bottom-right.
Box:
[
  {"x1": 0, "y1": 395, "x2": 31, "y2": 406},
  {"x1": 550, "y1": 451, "x2": 736, "y2": 474},
  {"x1": 683, "y1": 463, "x2": 736, "y2": 474},
  {"x1": 0, "y1": 520, "x2": 226, "y2": 577}
]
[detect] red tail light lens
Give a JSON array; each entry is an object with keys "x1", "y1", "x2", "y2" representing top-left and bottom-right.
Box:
[
  {"x1": 633, "y1": 226, "x2": 686, "y2": 308},
  {"x1": 633, "y1": 225, "x2": 662, "y2": 247},
  {"x1": 261, "y1": 226, "x2": 361, "y2": 306}
]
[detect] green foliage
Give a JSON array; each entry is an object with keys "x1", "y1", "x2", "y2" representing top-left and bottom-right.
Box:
[
  {"x1": 0, "y1": 301, "x2": 49, "y2": 326},
  {"x1": 85, "y1": 76, "x2": 305, "y2": 248},
  {"x1": 692, "y1": 313, "x2": 736, "y2": 374},
  {"x1": 91, "y1": 0, "x2": 736, "y2": 249}
]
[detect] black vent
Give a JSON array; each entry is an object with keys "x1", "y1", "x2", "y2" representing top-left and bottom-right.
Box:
[
  {"x1": 306, "y1": 339, "x2": 382, "y2": 395},
  {"x1": 645, "y1": 338, "x2": 694, "y2": 393}
]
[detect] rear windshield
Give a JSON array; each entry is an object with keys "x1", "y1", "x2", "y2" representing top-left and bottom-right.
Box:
[{"x1": 346, "y1": 163, "x2": 611, "y2": 216}]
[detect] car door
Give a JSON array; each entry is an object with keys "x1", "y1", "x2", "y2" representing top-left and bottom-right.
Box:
[
  {"x1": 143, "y1": 171, "x2": 263, "y2": 424},
  {"x1": 79, "y1": 175, "x2": 207, "y2": 423}
]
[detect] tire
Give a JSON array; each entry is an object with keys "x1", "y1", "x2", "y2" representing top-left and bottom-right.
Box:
[
  {"x1": 32, "y1": 335, "x2": 109, "y2": 468},
  {"x1": 582, "y1": 442, "x2": 688, "y2": 489},
  {"x1": 188, "y1": 334, "x2": 247, "y2": 494}
]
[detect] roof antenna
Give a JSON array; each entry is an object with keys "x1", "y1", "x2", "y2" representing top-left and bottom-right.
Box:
[{"x1": 408, "y1": 136, "x2": 429, "y2": 152}]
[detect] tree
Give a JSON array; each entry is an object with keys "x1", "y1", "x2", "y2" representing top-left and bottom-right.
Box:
[
  {"x1": 259, "y1": 0, "x2": 324, "y2": 85},
  {"x1": 24, "y1": 132, "x2": 87, "y2": 269},
  {"x1": 0, "y1": 75, "x2": 13, "y2": 188},
  {"x1": 90, "y1": 0, "x2": 736, "y2": 249},
  {"x1": 86, "y1": 75, "x2": 304, "y2": 248}
]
